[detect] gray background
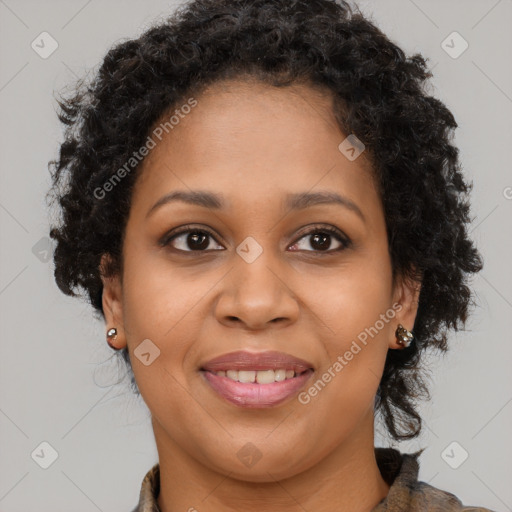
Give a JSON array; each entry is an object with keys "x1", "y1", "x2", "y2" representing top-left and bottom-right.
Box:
[{"x1": 0, "y1": 0, "x2": 511, "y2": 510}]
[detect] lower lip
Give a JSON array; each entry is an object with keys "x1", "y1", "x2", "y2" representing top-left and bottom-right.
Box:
[{"x1": 201, "y1": 369, "x2": 314, "y2": 408}]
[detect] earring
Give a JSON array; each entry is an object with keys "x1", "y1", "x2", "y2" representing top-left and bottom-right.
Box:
[
  {"x1": 395, "y1": 324, "x2": 413, "y2": 348},
  {"x1": 106, "y1": 327, "x2": 121, "y2": 350}
]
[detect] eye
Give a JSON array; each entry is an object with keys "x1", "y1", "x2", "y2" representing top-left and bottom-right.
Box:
[
  {"x1": 160, "y1": 225, "x2": 224, "y2": 252},
  {"x1": 288, "y1": 225, "x2": 350, "y2": 253},
  {"x1": 160, "y1": 224, "x2": 351, "y2": 254}
]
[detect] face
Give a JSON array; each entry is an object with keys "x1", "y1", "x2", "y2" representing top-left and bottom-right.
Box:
[{"x1": 101, "y1": 79, "x2": 420, "y2": 482}]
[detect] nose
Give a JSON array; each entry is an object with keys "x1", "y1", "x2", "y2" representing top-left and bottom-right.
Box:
[{"x1": 214, "y1": 252, "x2": 300, "y2": 331}]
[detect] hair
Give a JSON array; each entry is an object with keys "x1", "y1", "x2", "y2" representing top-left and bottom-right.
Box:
[{"x1": 47, "y1": 0, "x2": 483, "y2": 441}]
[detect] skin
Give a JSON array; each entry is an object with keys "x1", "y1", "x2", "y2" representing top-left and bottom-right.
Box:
[{"x1": 101, "y1": 78, "x2": 421, "y2": 512}]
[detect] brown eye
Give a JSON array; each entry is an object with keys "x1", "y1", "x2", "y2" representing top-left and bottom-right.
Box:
[
  {"x1": 160, "y1": 224, "x2": 351, "y2": 254},
  {"x1": 289, "y1": 226, "x2": 350, "y2": 253},
  {"x1": 161, "y1": 227, "x2": 224, "y2": 252}
]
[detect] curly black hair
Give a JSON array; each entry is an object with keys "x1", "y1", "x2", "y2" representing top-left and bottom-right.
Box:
[{"x1": 46, "y1": 0, "x2": 483, "y2": 441}]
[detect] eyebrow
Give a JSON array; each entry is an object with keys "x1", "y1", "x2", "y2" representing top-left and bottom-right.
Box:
[{"x1": 146, "y1": 189, "x2": 365, "y2": 221}]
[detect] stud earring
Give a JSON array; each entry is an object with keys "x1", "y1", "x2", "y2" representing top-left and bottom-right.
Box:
[
  {"x1": 395, "y1": 324, "x2": 413, "y2": 348},
  {"x1": 106, "y1": 327, "x2": 121, "y2": 350}
]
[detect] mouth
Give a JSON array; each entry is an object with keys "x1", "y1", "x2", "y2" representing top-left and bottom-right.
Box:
[
  {"x1": 199, "y1": 350, "x2": 315, "y2": 408},
  {"x1": 205, "y1": 368, "x2": 306, "y2": 383}
]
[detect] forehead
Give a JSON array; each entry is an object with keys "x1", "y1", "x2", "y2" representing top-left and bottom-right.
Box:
[
  {"x1": 132, "y1": 78, "x2": 377, "y2": 214},
  {"x1": 171, "y1": 78, "x2": 341, "y2": 153}
]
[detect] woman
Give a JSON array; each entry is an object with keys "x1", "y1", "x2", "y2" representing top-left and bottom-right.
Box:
[{"x1": 46, "y1": 0, "x2": 495, "y2": 510}]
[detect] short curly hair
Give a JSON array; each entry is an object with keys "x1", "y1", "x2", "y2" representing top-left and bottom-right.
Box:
[{"x1": 47, "y1": 0, "x2": 483, "y2": 441}]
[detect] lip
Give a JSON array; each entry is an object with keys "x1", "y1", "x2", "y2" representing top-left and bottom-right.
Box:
[
  {"x1": 200, "y1": 350, "x2": 314, "y2": 373},
  {"x1": 201, "y1": 368, "x2": 314, "y2": 408},
  {"x1": 199, "y1": 350, "x2": 315, "y2": 408}
]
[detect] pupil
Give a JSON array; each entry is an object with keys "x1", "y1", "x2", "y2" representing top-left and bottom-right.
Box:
[
  {"x1": 188, "y1": 232, "x2": 209, "y2": 250},
  {"x1": 312, "y1": 233, "x2": 330, "y2": 250},
  {"x1": 184, "y1": 231, "x2": 332, "y2": 251}
]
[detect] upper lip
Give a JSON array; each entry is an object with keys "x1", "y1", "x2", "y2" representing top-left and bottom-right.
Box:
[{"x1": 201, "y1": 350, "x2": 314, "y2": 373}]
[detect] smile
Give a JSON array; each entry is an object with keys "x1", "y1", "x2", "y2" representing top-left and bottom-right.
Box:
[
  {"x1": 213, "y1": 368, "x2": 297, "y2": 383},
  {"x1": 200, "y1": 368, "x2": 314, "y2": 408}
]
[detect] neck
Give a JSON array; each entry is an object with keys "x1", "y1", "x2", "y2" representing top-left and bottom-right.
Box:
[{"x1": 154, "y1": 408, "x2": 390, "y2": 512}]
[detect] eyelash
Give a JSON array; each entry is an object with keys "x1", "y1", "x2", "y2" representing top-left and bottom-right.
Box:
[{"x1": 159, "y1": 224, "x2": 351, "y2": 255}]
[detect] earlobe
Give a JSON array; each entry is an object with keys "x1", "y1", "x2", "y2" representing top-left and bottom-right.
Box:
[
  {"x1": 390, "y1": 271, "x2": 422, "y2": 350},
  {"x1": 99, "y1": 254, "x2": 126, "y2": 350}
]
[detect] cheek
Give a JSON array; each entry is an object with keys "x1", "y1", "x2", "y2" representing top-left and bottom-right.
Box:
[
  {"x1": 312, "y1": 249, "x2": 394, "y2": 345},
  {"x1": 121, "y1": 236, "x2": 200, "y2": 336},
  {"x1": 305, "y1": 247, "x2": 394, "y2": 401},
  {"x1": 298, "y1": 288, "x2": 393, "y2": 442},
  {"x1": 120, "y1": 258, "x2": 205, "y2": 425},
  {"x1": 120, "y1": 245, "x2": 207, "y2": 390}
]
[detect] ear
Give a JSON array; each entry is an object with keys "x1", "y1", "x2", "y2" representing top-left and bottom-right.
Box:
[
  {"x1": 389, "y1": 271, "x2": 422, "y2": 349},
  {"x1": 100, "y1": 253, "x2": 127, "y2": 350}
]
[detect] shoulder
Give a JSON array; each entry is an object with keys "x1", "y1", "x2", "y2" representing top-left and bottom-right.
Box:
[
  {"x1": 410, "y1": 480, "x2": 495, "y2": 511},
  {"x1": 373, "y1": 447, "x2": 496, "y2": 512},
  {"x1": 131, "y1": 463, "x2": 161, "y2": 512}
]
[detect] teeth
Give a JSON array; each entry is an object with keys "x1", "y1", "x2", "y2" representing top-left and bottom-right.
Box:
[
  {"x1": 214, "y1": 369, "x2": 299, "y2": 383},
  {"x1": 238, "y1": 370, "x2": 256, "y2": 383},
  {"x1": 271, "y1": 369, "x2": 286, "y2": 382},
  {"x1": 258, "y1": 370, "x2": 277, "y2": 384}
]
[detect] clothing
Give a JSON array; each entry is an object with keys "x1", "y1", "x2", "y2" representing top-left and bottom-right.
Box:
[{"x1": 131, "y1": 447, "x2": 495, "y2": 511}]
